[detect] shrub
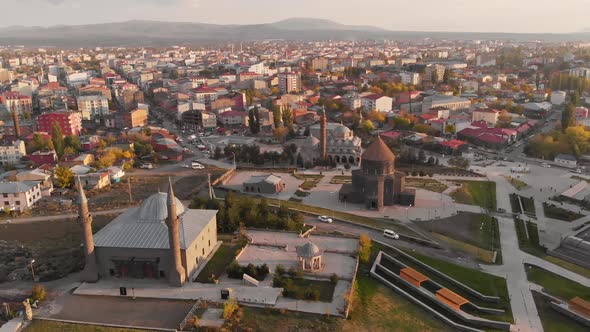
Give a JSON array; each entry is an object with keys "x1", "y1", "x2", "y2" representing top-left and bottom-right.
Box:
[
  {"x1": 223, "y1": 298, "x2": 239, "y2": 319},
  {"x1": 288, "y1": 267, "x2": 303, "y2": 279},
  {"x1": 358, "y1": 234, "x2": 372, "y2": 264},
  {"x1": 418, "y1": 170, "x2": 426, "y2": 177},
  {"x1": 275, "y1": 264, "x2": 286, "y2": 277},
  {"x1": 273, "y1": 274, "x2": 285, "y2": 287},
  {"x1": 330, "y1": 273, "x2": 339, "y2": 285},
  {"x1": 226, "y1": 261, "x2": 243, "y2": 279},
  {"x1": 411, "y1": 171, "x2": 418, "y2": 176},
  {"x1": 31, "y1": 284, "x2": 46, "y2": 302},
  {"x1": 255, "y1": 264, "x2": 270, "y2": 281},
  {"x1": 304, "y1": 287, "x2": 320, "y2": 301}
]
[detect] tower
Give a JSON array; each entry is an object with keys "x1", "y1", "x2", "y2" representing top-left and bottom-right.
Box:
[
  {"x1": 165, "y1": 178, "x2": 186, "y2": 287},
  {"x1": 12, "y1": 111, "x2": 21, "y2": 139},
  {"x1": 319, "y1": 106, "x2": 327, "y2": 161},
  {"x1": 77, "y1": 178, "x2": 99, "y2": 282}
]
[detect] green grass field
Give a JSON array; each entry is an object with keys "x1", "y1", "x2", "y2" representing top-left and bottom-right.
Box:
[
  {"x1": 525, "y1": 264, "x2": 590, "y2": 301},
  {"x1": 503, "y1": 176, "x2": 528, "y2": 190},
  {"x1": 514, "y1": 218, "x2": 545, "y2": 257},
  {"x1": 26, "y1": 321, "x2": 151, "y2": 332},
  {"x1": 450, "y1": 180, "x2": 496, "y2": 210},
  {"x1": 406, "y1": 178, "x2": 449, "y2": 193},
  {"x1": 194, "y1": 236, "x2": 247, "y2": 283},
  {"x1": 282, "y1": 278, "x2": 336, "y2": 302}
]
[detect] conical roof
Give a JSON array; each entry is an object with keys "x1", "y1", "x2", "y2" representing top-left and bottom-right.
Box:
[
  {"x1": 296, "y1": 241, "x2": 321, "y2": 258},
  {"x1": 362, "y1": 136, "x2": 395, "y2": 162}
]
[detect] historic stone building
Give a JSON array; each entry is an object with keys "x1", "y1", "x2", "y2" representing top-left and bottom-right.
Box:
[
  {"x1": 339, "y1": 137, "x2": 415, "y2": 210},
  {"x1": 77, "y1": 179, "x2": 218, "y2": 286},
  {"x1": 303, "y1": 113, "x2": 362, "y2": 166}
]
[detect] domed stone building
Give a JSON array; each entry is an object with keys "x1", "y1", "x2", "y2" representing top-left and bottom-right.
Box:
[
  {"x1": 77, "y1": 179, "x2": 218, "y2": 286},
  {"x1": 304, "y1": 122, "x2": 363, "y2": 166},
  {"x1": 339, "y1": 137, "x2": 415, "y2": 210}
]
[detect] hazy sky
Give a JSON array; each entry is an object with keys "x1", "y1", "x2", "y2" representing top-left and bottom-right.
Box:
[{"x1": 4, "y1": 0, "x2": 589, "y2": 33}]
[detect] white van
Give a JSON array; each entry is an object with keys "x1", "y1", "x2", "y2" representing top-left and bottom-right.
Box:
[{"x1": 383, "y1": 229, "x2": 399, "y2": 240}]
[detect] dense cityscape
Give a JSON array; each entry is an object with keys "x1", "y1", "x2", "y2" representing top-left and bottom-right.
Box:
[{"x1": 0, "y1": 5, "x2": 589, "y2": 332}]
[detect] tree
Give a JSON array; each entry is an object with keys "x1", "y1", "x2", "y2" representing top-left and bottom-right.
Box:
[
  {"x1": 222, "y1": 298, "x2": 239, "y2": 319},
  {"x1": 54, "y1": 166, "x2": 74, "y2": 189},
  {"x1": 51, "y1": 122, "x2": 65, "y2": 157},
  {"x1": 445, "y1": 123, "x2": 456, "y2": 134},
  {"x1": 368, "y1": 110, "x2": 386, "y2": 124},
  {"x1": 562, "y1": 103, "x2": 576, "y2": 132},
  {"x1": 360, "y1": 120, "x2": 375, "y2": 133},
  {"x1": 496, "y1": 111, "x2": 513, "y2": 128},
  {"x1": 64, "y1": 135, "x2": 81, "y2": 152},
  {"x1": 358, "y1": 234, "x2": 372, "y2": 264},
  {"x1": 448, "y1": 156, "x2": 470, "y2": 169},
  {"x1": 572, "y1": 91, "x2": 580, "y2": 106},
  {"x1": 418, "y1": 149, "x2": 426, "y2": 164},
  {"x1": 273, "y1": 127, "x2": 289, "y2": 143},
  {"x1": 281, "y1": 105, "x2": 293, "y2": 128},
  {"x1": 248, "y1": 107, "x2": 260, "y2": 134},
  {"x1": 443, "y1": 69, "x2": 451, "y2": 84},
  {"x1": 272, "y1": 105, "x2": 283, "y2": 127},
  {"x1": 214, "y1": 146, "x2": 222, "y2": 160}
]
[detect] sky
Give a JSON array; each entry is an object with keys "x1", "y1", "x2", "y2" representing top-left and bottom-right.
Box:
[{"x1": 4, "y1": 0, "x2": 590, "y2": 33}]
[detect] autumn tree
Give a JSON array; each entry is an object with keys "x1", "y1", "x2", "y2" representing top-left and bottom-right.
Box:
[
  {"x1": 54, "y1": 166, "x2": 74, "y2": 188},
  {"x1": 368, "y1": 110, "x2": 386, "y2": 124},
  {"x1": 496, "y1": 111, "x2": 513, "y2": 128},
  {"x1": 360, "y1": 120, "x2": 375, "y2": 133},
  {"x1": 273, "y1": 127, "x2": 289, "y2": 143},
  {"x1": 562, "y1": 103, "x2": 576, "y2": 132},
  {"x1": 51, "y1": 122, "x2": 65, "y2": 157}
]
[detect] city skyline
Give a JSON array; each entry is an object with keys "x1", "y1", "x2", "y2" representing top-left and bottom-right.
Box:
[{"x1": 4, "y1": 0, "x2": 590, "y2": 34}]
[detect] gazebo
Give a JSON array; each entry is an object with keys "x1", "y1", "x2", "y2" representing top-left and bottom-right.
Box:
[{"x1": 296, "y1": 241, "x2": 322, "y2": 271}]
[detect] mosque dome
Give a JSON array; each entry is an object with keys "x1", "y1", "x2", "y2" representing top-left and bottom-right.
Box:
[{"x1": 137, "y1": 192, "x2": 185, "y2": 223}]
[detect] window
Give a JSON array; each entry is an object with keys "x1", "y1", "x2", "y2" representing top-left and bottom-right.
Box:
[
  {"x1": 15, "y1": 201, "x2": 20, "y2": 206},
  {"x1": 202, "y1": 248, "x2": 205, "y2": 255}
]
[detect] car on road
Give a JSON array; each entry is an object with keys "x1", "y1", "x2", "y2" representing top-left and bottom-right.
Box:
[
  {"x1": 575, "y1": 168, "x2": 582, "y2": 174},
  {"x1": 191, "y1": 162, "x2": 205, "y2": 170},
  {"x1": 383, "y1": 229, "x2": 399, "y2": 239},
  {"x1": 317, "y1": 215, "x2": 333, "y2": 223},
  {"x1": 139, "y1": 163, "x2": 153, "y2": 169},
  {"x1": 181, "y1": 164, "x2": 190, "y2": 168},
  {"x1": 541, "y1": 162, "x2": 551, "y2": 168}
]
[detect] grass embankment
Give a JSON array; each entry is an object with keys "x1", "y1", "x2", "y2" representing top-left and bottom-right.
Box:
[
  {"x1": 194, "y1": 235, "x2": 248, "y2": 283},
  {"x1": 370, "y1": 243, "x2": 512, "y2": 323},
  {"x1": 543, "y1": 203, "x2": 584, "y2": 222},
  {"x1": 450, "y1": 180, "x2": 496, "y2": 210},
  {"x1": 26, "y1": 321, "x2": 151, "y2": 332},
  {"x1": 503, "y1": 175, "x2": 528, "y2": 190},
  {"x1": 406, "y1": 178, "x2": 449, "y2": 193},
  {"x1": 415, "y1": 212, "x2": 501, "y2": 264},
  {"x1": 526, "y1": 264, "x2": 590, "y2": 302},
  {"x1": 532, "y1": 293, "x2": 589, "y2": 332}
]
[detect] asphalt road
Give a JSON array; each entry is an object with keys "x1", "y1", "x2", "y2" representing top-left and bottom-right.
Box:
[{"x1": 303, "y1": 215, "x2": 480, "y2": 269}]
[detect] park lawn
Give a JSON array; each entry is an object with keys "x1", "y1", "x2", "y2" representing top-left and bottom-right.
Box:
[
  {"x1": 543, "y1": 203, "x2": 584, "y2": 222},
  {"x1": 525, "y1": 264, "x2": 590, "y2": 301},
  {"x1": 194, "y1": 236, "x2": 247, "y2": 283},
  {"x1": 543, "y1": 256, "x2": 590, "y2": 279},
  {"x1": 282, "y1": 278, "x2": 336, "y2": 302},
  {"x1": 450, "y1": 180, "x2": 496, "y2": 210},
  {"x1": 26, "y1": 321, "x2": 151, "y2": 332},
  {"x1": 503, "y1": 175, "x2": 528, "y2": 190},
  {"x1": 520, "y1": 196, "x2": 536, "y2": 216},
  {"x1": 300, "y1": 180, "x2": 319, "y2": 190},
  {"x1": 415, "y1": 212, "x2": 500, "y2": 252},
  {"x1": 514, "y1": 218, "x2": 545, "y2": 257},
  {"x1": 405, "y1": 178, "x2": 449, "y2": 193},
  {"x1": 532, "y1": 292, "x2": 588, "y2": 332},
  {"x1": 430, "y1": 233, "x2": 496, "y2": 264},
  {"x1": 237, "y1": 307, "x2": 339, "y2": 331}
]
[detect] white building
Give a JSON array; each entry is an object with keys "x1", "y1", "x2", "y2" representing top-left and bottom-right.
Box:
[
  {"x1": 400, "y1": 71, "x2": 420, "y2": 85},
  {"x1": 67, "y1": 72, "x2": 89, "y2": 87},
  {"x1": 361, "y1": 94, "x2": 393, "y2": 112},
  {"x1": 0, "y1": 140, "x2": 26, "y2": 165},
  {"x1": 568, "y1": 67, "x2": 590, "y2": 79},
  {"x1": 278, "y1": 72, "x2": 301, "y2": 94},
  {"x1": 77, "y1": 95, "x2": 110, "y2": 120},
  {"x1": 554, "y1": 154, "x2": 577, "y2": 168},
  {"x1": 421, "y1": 95, "x2": 471, "y2": 113},
  {"x1": 0, "y1": 181, "x2": 42, "y2": 212}
]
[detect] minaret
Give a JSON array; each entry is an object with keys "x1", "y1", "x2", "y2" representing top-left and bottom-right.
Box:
[
  {"x1": 77, "y1": 178, "x2": 98, "y2": 282},
  {"x1": 320, "y1": 106, "x2": 327, "y2": 161},
  {"x1": 166, "y1": 178, "x2": 186, "y2": 287},
  {"x1": 12, "y1": 111, "x2": 21, "y2": 139}
]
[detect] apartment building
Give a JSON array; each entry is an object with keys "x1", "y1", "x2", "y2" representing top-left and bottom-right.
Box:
[
  {"x1": 278, "y1": 72, "x2": 301, "y2": 94},
  {"x1": 0, "y1": 140, "x2": 26, "y2": 165},
  {"x1": 37, "y1": 110, "x2": 83, "y2": 136},
  {"x1": 0, "y1": 92, "x2": 33, "y2": 115},
  {"x1": 77, "y1": 95, "x2": 110, "y2": 120},
  {"x1": 0, "y1": 181, "x2": 42, "y2": 212}
]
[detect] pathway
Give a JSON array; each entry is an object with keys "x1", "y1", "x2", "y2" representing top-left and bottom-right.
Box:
[{"x1": 0, "y1": 207, "x2": 129, "y2": 224}]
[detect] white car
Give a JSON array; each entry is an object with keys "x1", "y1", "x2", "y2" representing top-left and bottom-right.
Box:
[
  {"x1": 181, "y1": 164, "x2": 190, "y2": 168},
  {"x1": 318, "y1": 215, "x2": 333, "y2": 223},
  {"x1": 139, "y1": 163, "x2": 153, "y2": 169},
  {"x1": 383, "y1": 229, "x2": 399, "y2": 239},
  {"x1": 541, "y1": 163, "x2": 551, "y2": 168},
  {"x1": 191, "y1": 162, "x2": 205, "y2": 170}
]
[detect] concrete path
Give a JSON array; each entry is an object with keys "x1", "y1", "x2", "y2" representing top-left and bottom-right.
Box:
[
  {"x1": 0, "y1": 318, "x2": 22, "y2": 332},
  {"x1": 0, "y1": 207, "x2": 129, "y2": 224}
]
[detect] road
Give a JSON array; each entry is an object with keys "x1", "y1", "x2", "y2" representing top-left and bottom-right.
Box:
[{"x1": 303, "y1": 215, "x2": 481, "y2": 269}]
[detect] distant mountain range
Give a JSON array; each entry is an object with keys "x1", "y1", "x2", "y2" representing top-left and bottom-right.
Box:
[{"x1": 0, "y1": 18, "x2": 589, "y2": 47}]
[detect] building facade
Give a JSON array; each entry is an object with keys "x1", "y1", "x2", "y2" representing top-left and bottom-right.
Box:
[
  {"x1": 37, "y1": 110, "x2": 83, "y2": 136},
  {"x1": 278, "y1": 72, "x2": 301, "y2": 94},
  {"x1": 0, "y1": 140, "x2": 26, "y2": 165},
  {"x1": 77, "y1": 95, "x2": 110, "y2": 120},
  {"x1": 0, "y1": 181, "x2": 42, "y2": 212}
]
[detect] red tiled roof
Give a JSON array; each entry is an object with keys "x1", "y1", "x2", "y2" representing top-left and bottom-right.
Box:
[{"x1": 440, "y1": 140, "x2": 467, "y2": 149}]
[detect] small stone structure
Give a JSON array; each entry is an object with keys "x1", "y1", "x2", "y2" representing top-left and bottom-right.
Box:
[{"x1": 295, "y1": 241, "x2": 322, "y2": 271}]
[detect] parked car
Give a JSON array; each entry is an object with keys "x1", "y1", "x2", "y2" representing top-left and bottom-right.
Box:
[
  {"x1": 383, "y1": 229, "x2": 399, "y2": 239},
  {"x1": 541, "y1": 162, "x2": 551, "y2": 168},
  {"x1": 181, "y1": 164, "x2": 190, "y2": 168},
  {"x1": 317, "y1": 215, "x2": 333, "y2": 223},
  {"x1": 140, "y1": 163, "x2": 153, "y2": 169},
  {"x1": 191, "y1": 162, "x2": 205, "y2": 170},
  {"x1": 575, "y1": 169, "x2": 582, "y2": 174}
]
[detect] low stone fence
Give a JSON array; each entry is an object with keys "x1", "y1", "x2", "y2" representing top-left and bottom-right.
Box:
[
  {"x1": 33, "y1": 317, "x2": 176, "y2": 332},
  {"x1": 211, "y1": 168, "x2": 235, "y2": 186}
]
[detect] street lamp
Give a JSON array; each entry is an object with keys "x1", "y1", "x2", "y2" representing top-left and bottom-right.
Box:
[
  {"x1": 30, "y1": 259, "x2": 37, "y2": 282},
  {"x1": 231, "y1": 152, "x2": 236, "y2": 169},
  {"x1": 406, "y1": 204, "x2": 412, "y2": 220}
]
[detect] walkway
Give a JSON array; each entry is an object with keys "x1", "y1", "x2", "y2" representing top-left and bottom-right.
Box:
[{"x1": 0, "y1": 207, "x2": 129, "y2": 224}]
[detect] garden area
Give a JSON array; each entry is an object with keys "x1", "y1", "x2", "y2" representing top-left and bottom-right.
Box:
[
  {"x1": 194, "y1": 235, "x2": 248, "y2": 283},
  {"x1": 293, "y1": 173, "x2": 324, "y2": 190},
  {"x1": 415, "y1": 212, "x2": 501, "y2": 263},
  {"x1": 405, "y1": 178, "x2": 448, "y2": 193},
  {"x1": 514, "y1": 217, "x2": 544, "y2": 256},
  {"x1": 509, "y1": 194, "x2": 536, "y2": 216},
  {"x1": 450, "y1": 180, "x2": 496, "y2": 210},
  {"x1": 25, "y1": 321, "x2": 151, "y2": 332},
  {"x1": 330, "y1": 175, "x2": 352, "y2": 184},
  {"x1": 525, "y1": 264, "x2": 590, "y2": 302},
  {"x1": 503, "y1": 175, "x2": 528, "y2": 190},
  {"x1": 272, "y1": 265, "x2": 336, "y2": 302},
  {"x1": 543, "y1": 203, "x2": 584, "y2": 222}
]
